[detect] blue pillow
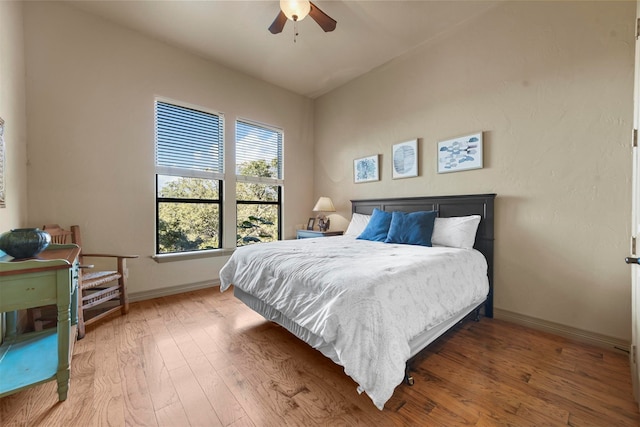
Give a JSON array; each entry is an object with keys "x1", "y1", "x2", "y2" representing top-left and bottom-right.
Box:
[
  {"x1": 356, "y1": 208, "x2": 393, "y2": 241},
  {"x1": 384, "y1": 210, "x2": 437, "y2": 246}
]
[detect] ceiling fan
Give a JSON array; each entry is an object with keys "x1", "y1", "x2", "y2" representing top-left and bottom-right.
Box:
[{"x1": 269, "y1": 0, "x2": 337, "y2": 35}]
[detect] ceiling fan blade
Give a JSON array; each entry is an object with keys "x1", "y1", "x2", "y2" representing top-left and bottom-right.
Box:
[
  {"x1": 269, "y1": 10, "x2": 288, "y2": 34},
  {"x1": 309, "y1": 2, "x2": 337, "y2": 32}
]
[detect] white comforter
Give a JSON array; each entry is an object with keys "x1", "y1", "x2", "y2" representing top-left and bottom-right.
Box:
[{"x1": 219, "y1": 236, "x2": 489, "y2": 410}]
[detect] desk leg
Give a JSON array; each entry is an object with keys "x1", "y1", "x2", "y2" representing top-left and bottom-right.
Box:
[
  {"x1": 56, "y1": 280, "x2": 72, "y2": 401},
  {"x1": 55, "y1": 269, "x2": 73, "y2": 401},
  {"x1": 56, "y1": 372, "x2": 69, "y2": 401},
  {"x1": 56, "y1": 298, "x2": 71, "y2": 401},
  {"x1": 5, "y1": 311, "x2": 18, "y2": 339},
  {"x1": 71, "y1": 283, "x2": 78, "y2": 327}
]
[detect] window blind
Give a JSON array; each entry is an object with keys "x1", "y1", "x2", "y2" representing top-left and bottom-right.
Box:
[
  {"x1": 155, "y1": 101, "x2": 224, "y2": 179},
  {"x1": 236, "y1": 119, "x2": 283, "y2": 182}
]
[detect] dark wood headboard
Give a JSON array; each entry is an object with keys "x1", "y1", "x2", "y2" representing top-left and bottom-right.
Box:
[{"x1": 351, "y1": 193, "x2": 496, "y2": 317}]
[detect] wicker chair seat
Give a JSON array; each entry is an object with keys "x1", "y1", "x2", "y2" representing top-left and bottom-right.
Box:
[
  {"x1": 82, "y1": 287, "x2": 121, "y2": 309},
  {"x1": 82, "y1": 270, "x2": 122, "y2": 289}
]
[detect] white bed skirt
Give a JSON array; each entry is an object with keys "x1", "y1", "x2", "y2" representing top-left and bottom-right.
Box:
[{"x1": 233, "y1": 286, "x2": 482, "y2": 365}]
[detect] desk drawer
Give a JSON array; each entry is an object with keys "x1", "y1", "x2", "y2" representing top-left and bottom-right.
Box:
[{"x1": 0, "y1": 273, "x2": 60, "y2": 311}]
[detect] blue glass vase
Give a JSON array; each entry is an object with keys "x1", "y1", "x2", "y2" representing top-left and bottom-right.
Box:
[{"x1": 0, "y1": 228, "x2": 51, "y2": 259}]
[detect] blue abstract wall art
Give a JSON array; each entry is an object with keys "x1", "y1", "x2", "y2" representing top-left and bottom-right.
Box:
[
  {"x1": 437, "y1": 132, "x2": 483, "y2": 173},
  {"x1": 392, "y1": 139, "x2": 418, "y2": 179},
  {"x1": 354, "y1": 154, "x2": 380, "y2": 183}
]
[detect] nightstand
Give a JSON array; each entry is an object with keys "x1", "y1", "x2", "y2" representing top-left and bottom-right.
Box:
[{"x1": 296, "y1": 230, "x2": 344, "y2": 239}]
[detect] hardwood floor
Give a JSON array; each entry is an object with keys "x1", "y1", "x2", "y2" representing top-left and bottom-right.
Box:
[{"x1": 1, "y1": 286, "x2": 639, "y2": 426}]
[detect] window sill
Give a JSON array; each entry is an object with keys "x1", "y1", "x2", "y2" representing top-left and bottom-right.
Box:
[{"x1": 152, "y1": 248, "x2": 235, "y2": 263}]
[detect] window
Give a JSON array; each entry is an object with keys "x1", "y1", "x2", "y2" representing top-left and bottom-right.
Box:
[
  {"x1": 235, "y1": 119, "x2": 283, "y2": 246},
  {"x1": 155, "y1": 101, "x2": 224, "y2": 254}
]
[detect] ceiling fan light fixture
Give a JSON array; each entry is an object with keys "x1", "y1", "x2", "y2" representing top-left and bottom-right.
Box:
[{"x1": 280, "y1": 0, "x2": 311, "y2": 21}]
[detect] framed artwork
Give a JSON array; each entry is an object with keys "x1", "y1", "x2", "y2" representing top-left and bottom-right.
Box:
[
  {"x1": 306, "y1": 218, "x2": 315, "y2": 230},
  {"x1": 0, "y1": 117, "x2": 5, "y2": 208},
  {"x1": 354, "y1": 154, "x2": 379, "y2": 183},
  {"x1": 437, "y1": 132, "x2": 483, "y2": 173},
  {"x1": 392, "y1": 139, "x2": 418, "y2": 179}
]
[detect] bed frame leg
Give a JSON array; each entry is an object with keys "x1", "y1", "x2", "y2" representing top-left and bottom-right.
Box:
[
  {"x1": 404, "y1": 365, "x2": 414, "y2": 386},
  {"x1": 474, "y1": 307, "x2": 481, "y2": 322}
]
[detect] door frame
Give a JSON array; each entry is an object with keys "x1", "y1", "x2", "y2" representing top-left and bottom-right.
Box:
[{"x1": 630, "y1": 0, "x2": 640, "y2": 404}]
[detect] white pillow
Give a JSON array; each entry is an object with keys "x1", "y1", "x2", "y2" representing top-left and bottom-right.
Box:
[
  {"x1": 345, "y1": 213, "x2": 371, "y2": 237},
  {"x1": 431, "y1": 215, "x2": 481, "y2": 249}
]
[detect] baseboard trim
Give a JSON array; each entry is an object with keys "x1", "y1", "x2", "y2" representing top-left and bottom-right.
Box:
[
  {"x1": 494, "y1": 308, "x2": 630, "y2": 353},
  {"x1": 129, "y1": 279, "x2": 221, "y2": 303}
]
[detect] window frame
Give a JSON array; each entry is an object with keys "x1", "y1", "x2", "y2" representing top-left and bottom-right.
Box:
[
  {"x1": 236, "y1": 185, "x2": 283, "y2": 244},
  {"x1": 154, "y1": 99, "x2": 225, "y2": 255},
  {"x1": 155, "y1": 176, "x2": 224, "y2": 254},
  {"x1": 235, "y1": 118, "x2": 284, "y2": 245}
]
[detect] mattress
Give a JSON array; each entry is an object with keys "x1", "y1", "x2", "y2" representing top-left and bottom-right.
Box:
[{"x1": 219, "y1": 236, "x2": 489, "y2": 409}]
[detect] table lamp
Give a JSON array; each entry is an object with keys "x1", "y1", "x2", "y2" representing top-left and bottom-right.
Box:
[{"x1": 313, "y1": 197, "x2": 335, "y2": 232}]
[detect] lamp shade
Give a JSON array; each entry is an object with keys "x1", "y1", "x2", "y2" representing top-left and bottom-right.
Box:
[
  {"x1": 280, "y1": 0, "x2": 311, "y2": 21},
  {"x1": 313, "y1": 197, "x2": 335, "y2": 212}
]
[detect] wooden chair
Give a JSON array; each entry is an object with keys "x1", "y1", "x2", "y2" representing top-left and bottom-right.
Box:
[
  {"x1": 43, "y1": 224, "x2": 74, "y2": 244},
  {"x1": 42, "y1": 224, "x2": 138, "y2": 339}
]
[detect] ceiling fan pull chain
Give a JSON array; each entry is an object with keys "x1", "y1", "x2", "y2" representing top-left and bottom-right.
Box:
[{"x1": 294, "y1": 19, "x2": 299, "y2": 43}]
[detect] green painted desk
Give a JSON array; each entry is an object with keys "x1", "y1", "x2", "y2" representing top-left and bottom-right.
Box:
[{"x1": 0, "y1": 244, "x2": 80, "y2": 401}]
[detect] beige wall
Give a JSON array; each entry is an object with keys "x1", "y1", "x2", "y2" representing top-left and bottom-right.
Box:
[
  {"x1": 18, "y1": 1, "x2": 636, "y2": 342},
  {"x1": 315, "y1": 1, "x2": 635, "y2": 340},
  {"x1": 23, "y1": 2, "x2": 314, "y2": 295},
  {"x1": 0, "y1": 1, "x2": 28, "y2": 232}
]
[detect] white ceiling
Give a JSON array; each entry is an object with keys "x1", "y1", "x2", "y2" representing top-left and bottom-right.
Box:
[{"x1": 65, "y1": 1, "x2": 500, "y2": 99}]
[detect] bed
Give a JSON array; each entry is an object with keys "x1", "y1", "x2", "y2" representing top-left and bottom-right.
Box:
[{"x1": 219, "y1": 193, "x2": 496, "y2": 410}]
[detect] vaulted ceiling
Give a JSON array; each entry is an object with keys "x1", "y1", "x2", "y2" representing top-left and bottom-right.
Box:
[{"x1": 66, "y1": 1, "x2": 500, "y2": 98}]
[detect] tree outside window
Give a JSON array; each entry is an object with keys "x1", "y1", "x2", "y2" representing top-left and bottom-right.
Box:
[{"x1": 236, "y1": 159, "x2": 280, "y2": 246}]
